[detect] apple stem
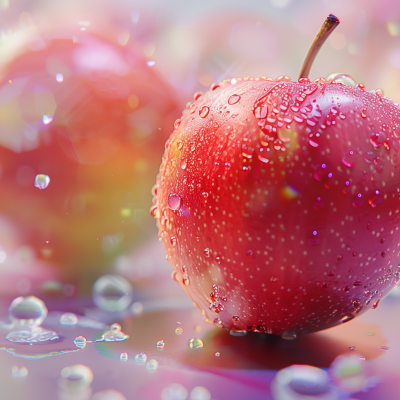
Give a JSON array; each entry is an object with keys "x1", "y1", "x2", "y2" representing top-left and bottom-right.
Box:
[{"x1": 298, "y1": 14, "x2": 340, "y2": 80}]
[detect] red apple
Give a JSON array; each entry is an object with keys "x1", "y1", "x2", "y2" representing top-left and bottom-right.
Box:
[
  {"x1": 0, "y1": 25, "x2": 180, "y2": 277},
  {"x1": 153, "y1": 15, "x2": 400, "y2": 335}
]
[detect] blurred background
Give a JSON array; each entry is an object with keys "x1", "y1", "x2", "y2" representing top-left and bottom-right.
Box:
[{"x1": 0, "y1": 0, "x2": 399, "y2": 399}]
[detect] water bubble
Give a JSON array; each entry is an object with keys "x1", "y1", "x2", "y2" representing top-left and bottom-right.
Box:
[
  {"x1": 326, "y1": 73, "x2": 356, "y2": 86},
  {"x1": 134, "y1": 352, "x2": 147, "y2": 364},
  {"x1": 175, "y1": 327, "x2": 183, "y2": 335},
  {"x1": 199, "y1": 106, "x2": 209, "y2": 118},
  {"x1": 190, "y1": 386, "x2": 211, "y2": 400},
  {"x1": 168, "y1": 193, "x2": 182, "y2": 211},
  {"x1": 11, "y1": 365, "x2": 28, "y2": 378},
  {"x1": 74, "y1": 336, "x2": 87, "y2": 349},
  {"x1": 330, "y1": 353, "x2": 365, "y2": 392},
  {"x1": 59, "y1": 313, "x2": 78, "y2": 326},
  {"x1": 228, "y1": 94, "x2": 241, "y2": 105},
  {"x1": 146, "y1": 359, "x2": 158, "y2": 373},
  {"x1": 271, "y1": 365, "x2": 332, "y2": 400},
  {"x1": 161, "y1": 383, "x2": 188, "y2": 400},
  {"x1": 188, "y1": 338, "x2": 204, "y2": 348},
  {"x1": 58, "y1": 364, "x2": 94, "y2": 393},
  {"x1": 91, "y1": 389, "x2": 127, "y2": 400},
  {"x1": 92, "y1": 275, "x2": 133, "y2": 312},
  {"x1": 156, "y1": 339, "x2": 165, "y2": 350},
  {"x1": 193, "y1": 92, "x2": 203, "y2": 101},
  {"x1": 56, "y1": 73, "x2": 64, "y2": 82},
  {"x1": 120, "y1": 352, "x2": 128, "y2": 361},
  {"x1": 8, "y1": 296, "x2": 48, "y2": 327},
  {"x1": 34, "y1": 174, "x2": 51, "y2": 190},
  {"x1": 282, "y1": 332, "x2": 297, "y2": 340}
]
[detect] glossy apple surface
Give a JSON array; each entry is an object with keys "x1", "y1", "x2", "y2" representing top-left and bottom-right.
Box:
[
  {"x1": 0, "y1": 26, "x2": 180, "y2": 276},
  {"x1": 154, "y1": 76, "x2": 400, "y2": 335}
]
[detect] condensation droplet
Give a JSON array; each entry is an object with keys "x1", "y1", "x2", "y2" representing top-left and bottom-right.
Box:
[
  {"x1": 120, "y1": 352, "x2": 128, "y2": 361},
  {"x1": 8, "y1": 296, "x2": 47, "y2": 327},
  {"x1": 74, "y1": 336, "x2": 87, "y2": 349},
  {"x1": 228, "y1": 94, "x2": 241, "y2": 105},
  {"x1": 199, "y1": 106, "x2": 210, "y2": 118},
  {"x1": 326, "y1": 73, "x2": 356, "y2": 86},
  {"x1": 168, "y1": 193, "x2": 182, "y2": 211}
]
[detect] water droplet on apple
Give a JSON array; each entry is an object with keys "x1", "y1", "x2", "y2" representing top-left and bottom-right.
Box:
[
  {"x1": 372, "y1": 299, "x2": 380, "y2": 309},
  {"x1": 254, "y1": 105, "x2": 268, "y2": 119},
  {"x1": 370, "y1": 132, "x2": 386, "y2": 148},
  {"x1": 193, "y1": 92, "x2": 203, "y2": 101},
  {"x1": 341, "y1": 151, "x2": 355, "y2": 167},
  {"x1": 228, "y1": 94, "x2": 241, "y2": 105},
  {"x1": 168, "y1": 193, "x2": 182, "y2": 211},
  {"x1": 326, "y1": 73, "x2": 356, "y2": 86},
  {"x1": 199, "y1": 106, "x2": 210, "y2": 118},
  {"x1": 180, "y1": 158, "x2": 187, "y2": 170}
]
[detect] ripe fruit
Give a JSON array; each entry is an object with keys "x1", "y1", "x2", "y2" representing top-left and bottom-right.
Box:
[
  {"x1": 0, "y1": 24, "x2": 180, "y2": 275},
  {"x1": 154, "y1": 15, "x2": 400, "y2": 335}
]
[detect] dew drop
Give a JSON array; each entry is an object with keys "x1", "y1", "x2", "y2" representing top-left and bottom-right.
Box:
[
  {"x1": 372, "y1": 299, "x2": 380, "y2": 309},
  {"x1": 193, "y1": 92, "x2": 203, "y2": 101},
  {"x1": 228, "y1": 94, "x2": 241, "y2": 105},
  {"x1": 199, "y1": 106, "x2": 210, "y2": 118},
  {"x1": 58, "y1": 364, "x2": 94, "y2": 393},
  {"x1": 92, "y1": 275, "x2": 133, "y2": 312},
  {"x1": 341, "y1": 151, "x2": 355, "y2": 167},
  {"x1": 360, "y1": 109, "x2": 367, "y2": 118},
  {"x1": 156, "y1": 339, "x2": 165, "y2": 350},
  {"x1": 326, "y1": 73, "x2": 356, "y2": 86},
  {"x1": 59, "y1": 313, "x2": 78, "y2": 326},
  {"x1": 34, "y1": 174, "x2": 50, "y2": 190},
  {"x1": 8, "y1": 296, "x2": 47, "y2": 327},
  {"x1": 254, "y1": 105, "x2": 268, "y2": 119},
  {"x1": 168, "y1": 193, "x2": 182, "y2": 211},
  {"x1": 370, "y1": 132, "x2": 386, "y2": 148},
  {"x1": 146, "y1": 359, "x2": 158, "y2": 373},
  {"x1": 73, "y1": 336, "x2": 87, "y2": 349},
  {"x1": 120, "y1": 352, "x2": 128, "y2": 361},
  {"x1": 134, "y1": 352, "x2": 147, "y2": 363},
  {"x1": 188, "y1": 338, "x2": 204, "y2": 348},
  {"x1": 170, "y1": 236, "x2": 177, "y2": 246}
]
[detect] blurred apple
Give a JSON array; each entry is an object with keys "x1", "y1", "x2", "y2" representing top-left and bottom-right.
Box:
[{"x1": 0, "y1": 24, "x2": 181, "y2": 278}]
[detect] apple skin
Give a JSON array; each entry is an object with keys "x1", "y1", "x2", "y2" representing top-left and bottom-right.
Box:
[
  {"x1": 0, "y1": 27, "x2": 180, "y2": 276},
  {"x1": 154, "y1": 76, "x2": 400, "y2": 335}
]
